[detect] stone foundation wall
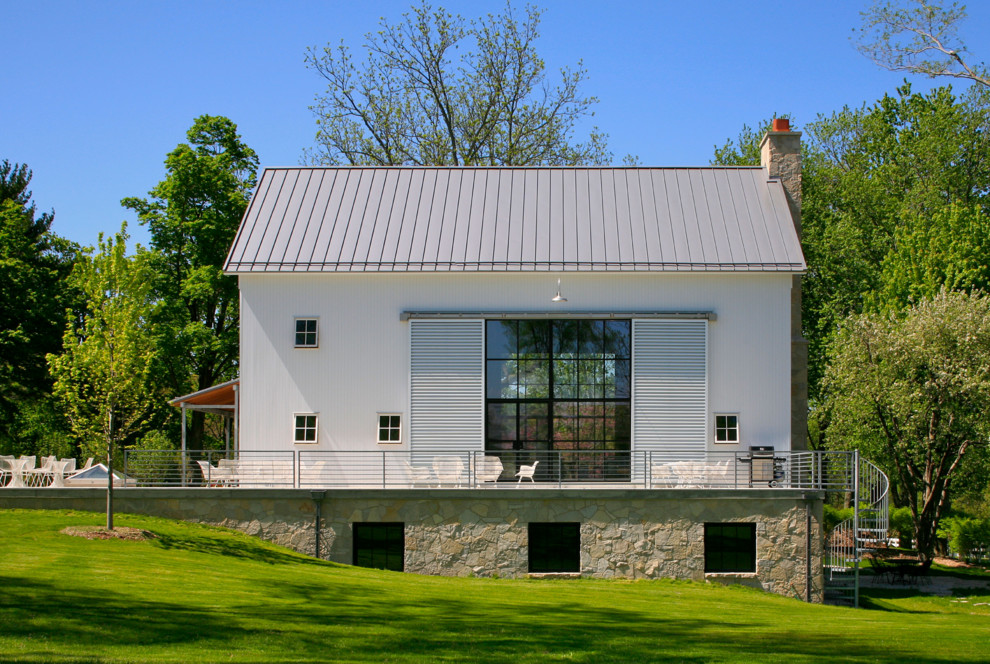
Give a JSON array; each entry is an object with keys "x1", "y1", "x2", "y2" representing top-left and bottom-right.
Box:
[{"x1": 1, "y1": 488, "x2": 824, "y2": 602}]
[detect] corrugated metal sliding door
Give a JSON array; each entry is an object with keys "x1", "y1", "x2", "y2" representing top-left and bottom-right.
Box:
[
  {"x1": 632, "y1": 319, "x2": 708, "y2": 460},
  {"x1": 410, "y1": 319, "x2": 484, "y2": 452}
]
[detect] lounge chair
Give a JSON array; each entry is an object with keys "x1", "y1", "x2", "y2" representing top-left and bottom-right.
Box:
[{"x1": 403, "y1": 461, "x2": 434, "y2": 487}]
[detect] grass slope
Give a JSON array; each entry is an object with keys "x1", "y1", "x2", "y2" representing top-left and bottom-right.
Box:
[{"x1": 0, "y1": 509, "x2": 987, "y2": 663}]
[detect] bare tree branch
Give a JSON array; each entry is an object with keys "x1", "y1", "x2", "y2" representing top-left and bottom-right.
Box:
[{"x1": 855, "y1": 0, "x2": 990, "y2": 88}]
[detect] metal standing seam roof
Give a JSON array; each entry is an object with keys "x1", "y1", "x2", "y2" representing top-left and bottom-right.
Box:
[{"x1": 223, "y1": 166, "x2": 806, "y2": 273}]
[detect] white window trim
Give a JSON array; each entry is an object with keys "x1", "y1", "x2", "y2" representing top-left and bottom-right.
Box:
[
  {"x1": 293, "y1": 412, "x2": 319, "y2": 444},
  {"x1": 377, "y1": 413, "x2": 402, "y2": 444},
  {"x1": 713, "y1": 413, "x2": 739, "y2": 445},
  {"x1": 294, "y1": 317, "x2": 320, "y2": 348}
]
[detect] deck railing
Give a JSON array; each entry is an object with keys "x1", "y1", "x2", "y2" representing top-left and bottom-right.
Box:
[{"x1": 107, "y1": 448, "x2": 864, "y2": 490}]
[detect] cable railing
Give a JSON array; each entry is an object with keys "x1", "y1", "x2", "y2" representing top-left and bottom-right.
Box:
[{"x1": 109, "y1": 448, "x2": 865, "y2": 490}]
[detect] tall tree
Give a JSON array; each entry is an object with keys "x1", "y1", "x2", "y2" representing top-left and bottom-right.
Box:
[
  {"x1": 855, "y1": 0, "x2": 989, "y2": 88},
  {"x1": 305, "y1": 1, "x2": 610, "y2": 166},
  {"x1": 48, "y1": 227, "x2": 166, "y2": 527},
  {"x1": 122, "y1": 116, "x2": 258, "y2": 449},
  {"x1": 0, "y1": 161, "x2": 76, "y2": 451},
  {"x1": 801, "y1": 84, "x2": 990, "y2": 400},
  {"x1": 825, "y1": 290, "x2": 990, "y2": 563}
]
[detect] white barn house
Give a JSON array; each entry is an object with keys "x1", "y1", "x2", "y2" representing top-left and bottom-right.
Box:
[{"x1": 209, "y1": 122, "x2": 855, "y2": 600}]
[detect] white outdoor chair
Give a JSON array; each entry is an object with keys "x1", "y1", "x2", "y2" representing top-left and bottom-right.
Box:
[
  {"x1": 403, "y1": 461, "x2": 434, "y2": 487},
  {"x1": 474, "y1": 456, "x2": 504, "y2": 485},
  {"x1": 515, "y1": 460, "x2": 539, "y2": 484},
  {"x1": 650, "y1": 462, "x2": 678, "y2": 488},
  {"x1": 39, "y1": 455, "x2": 56, "y2": 470},
  {"x1": 433, "y1": 456, "x2": 464, "y2": 487},
  {"x1": 19, "y1": 455, "x2": 36, "y2": 470},
  {"x1": 0, "y1": 455, "x2": 13, "y2": 487},
  {"x1": 196, "y1": 460, "x2": 232, "y2": 487},
  {"x1": 48, "y1": 459, "x2": 71, "y2": 488},
  {"x1": 79, "y1": 457, "x2": 94, "y2": 471},
  {"x1": 60, "y1": 458, "x2": 76, "y2": 474}
]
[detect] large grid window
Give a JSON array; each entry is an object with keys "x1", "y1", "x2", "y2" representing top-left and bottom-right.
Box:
[
  {"x1": 294, "y1": 414, "x2": 318, "y2": 443},
  {"x1": 529, "y1": 523, "x2": 581, "y2": 573},
  {"x1": 715, "y1": 414, "x2": 739, "y2": 443},
  {"x1": 353, "y1": 523, "x2": 404, "y2": 571},
  {"x1": 377, "y1": 414, "x2": 401, "y2": 443},
  {"x1": 485, "y1": 320, "x2": 631, "y2": 481},
  {"x1": 294, "y1": 318, "x2": 319, "y2": 348},
  {"x1": 704, "y1": 523, "x2": 757, "y2": 573}
]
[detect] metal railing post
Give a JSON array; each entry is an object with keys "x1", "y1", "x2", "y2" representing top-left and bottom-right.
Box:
[
  {"x1": 382, "y1": 451, "x2": 386, "y2": 489},
  {"x1": 853, "y1": 449, "x2": 860, "y2": 609},
  {"x1": 123, "y1": 451, "x2": 128, "y2": 488}
]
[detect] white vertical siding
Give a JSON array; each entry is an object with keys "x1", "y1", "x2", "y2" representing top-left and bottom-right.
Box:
[
  {"x1": 632, "y1": 319, "x2": 708, "y2": 458},
  {"x1": 409, "y1": 320, "x2": 484, "y2": 451}
]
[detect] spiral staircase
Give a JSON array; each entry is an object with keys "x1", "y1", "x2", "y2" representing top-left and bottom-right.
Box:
[{"x1": 823, "y1": 451, "x2": 890, "y2": 607}]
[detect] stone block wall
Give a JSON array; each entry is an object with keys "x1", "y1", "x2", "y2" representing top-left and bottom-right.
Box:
[{"x1": 0, "y1": 487, "x2": 824, "y2": 602}]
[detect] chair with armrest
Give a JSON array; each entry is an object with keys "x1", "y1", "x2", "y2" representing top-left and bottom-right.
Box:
[{"x1": 515, "y1": 460, "x2": 539, "y2": 484}]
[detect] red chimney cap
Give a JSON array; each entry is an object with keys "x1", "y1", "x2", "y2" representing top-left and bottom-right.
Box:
[{"x1": 772, "y1": 118, "x2": 790, "y2": 132}]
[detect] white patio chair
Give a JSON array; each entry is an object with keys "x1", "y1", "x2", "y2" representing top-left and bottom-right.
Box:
[
  {"x1": 19, "y1": 455, "x2": 36, "y2": 470},
  {"x1": 515, "y1": 460, "x2": 539, "y2": 484},
  {"x1": 403, "y1": 461, "x2": 434, "y2": 487},
  {"x1": 196, "y1": 460, "x2": 230, "y2": 487},
  {"x1": 48, "y1": 459, "x2": 71, "y2": 488},
  {"x1": 474, "y1": 456, "x2": 504, "y2": 485},
  {"x1": 79, "y1": 457, "x2": 94, "y2": 471},
  {"x1": 60, "y1": 458, "x2": 76, "y2": 474},
  {"x1": 650, "y1": 462, "x2": 678, "y2": 488},
  {"x1": 432, "y1": 456, "x2": 464, "y2": 487},
  {"x1": 0, "y1": 455, "x2": 13, "y2": 487}
]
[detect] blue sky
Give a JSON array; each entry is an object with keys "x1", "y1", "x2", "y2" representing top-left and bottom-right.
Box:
[{"x1": 5, "y1": 0, "x2": 988, "y2": 248}]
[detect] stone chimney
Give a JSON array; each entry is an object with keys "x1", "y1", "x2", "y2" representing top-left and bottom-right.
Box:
[{"x1": 760, "y1": 118, "x2": 808, "y2": 452}]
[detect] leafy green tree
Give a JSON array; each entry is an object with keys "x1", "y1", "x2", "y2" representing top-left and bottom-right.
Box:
[
  {"x1": 825, "y1": 290, "x2": 990, "y2": 563},
  {"x1": 802, "y1": 84, "x2": 990, "y2": 398},
  {"x1": 873, "y1": 202, "x2": 990, "y2": 309},
  {"x1": 48, "y1": 227, "x2": 166, "y2": 528},
  {"x1": 855, "y1": 0, "x2": 989, "y2": 88},
  {"x1": 0, "y1": 161, "x2": 76, "y2": 452},
  {"x1": 122, "y1": 116, "x2": 258, "y2": 449},
  {"x1": 305, "y1": 1, "x2": 610, "y2": 166}
]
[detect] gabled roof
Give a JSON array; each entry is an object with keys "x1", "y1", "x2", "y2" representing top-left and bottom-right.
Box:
[{"x1": 224, "y1": 166, "x2": 805, "y2": 274}]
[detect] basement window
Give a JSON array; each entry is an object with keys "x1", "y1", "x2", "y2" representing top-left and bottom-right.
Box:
[
  {"x1": 704, "y1": 523, "x2": 756, "y2": 573},
  {"x1": 529, "y1": 523, "x2": 581, "y2": 573},
  {"x1": 294, "y1": 318, "x2": 319, "y2": 348},
  {"x1": 353, "y1": 523, "x2": 404, "y2": 572}
]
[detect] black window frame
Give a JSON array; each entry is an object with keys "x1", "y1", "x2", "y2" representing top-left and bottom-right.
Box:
[
  {"x1": 353, "y1": 522, "x2": 404, "y2": 571},
  {"x1": 704, "y1": 523, "x2": 757, "y2": 573},
  {"x1": 485, "y1": 319, "x2": 632, "y2": 482},
  {"x1": 528, "y1": 522, "x2": 581, "y2": 573}
]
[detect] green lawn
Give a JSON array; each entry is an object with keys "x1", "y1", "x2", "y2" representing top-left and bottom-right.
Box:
[{"x1": 1, "y1": 509, "x2": 987, "y2": 663}]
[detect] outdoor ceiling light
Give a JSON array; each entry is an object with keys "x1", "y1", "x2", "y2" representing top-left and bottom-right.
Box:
[{"x1": 551, "y1": 279, "x2": 568, "y2": 303}]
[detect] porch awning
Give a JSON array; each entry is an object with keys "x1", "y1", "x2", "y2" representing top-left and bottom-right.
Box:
[{"x1": 170, "y1": 378, "x2": 239, "y2": 410}]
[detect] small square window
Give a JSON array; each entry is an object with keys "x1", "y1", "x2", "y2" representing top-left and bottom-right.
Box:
[
  {"x1": 353, "y1": 523, "x2": 404, "y2": 571},
  {"x1": 294, "y1": 413, "x2": 318, "y2": 443},
  {"x1": 529, "y1": 523, "x2": 581, "y2": 573},
  {"x1": 715, "y1": 414, "x2": 739, "y2": 443},
  {"x1": 705, "y1": 523, "x2": 756, "y2": 573},
  {"x1": 377, "y1": 414, "x2": 401, "y2": 443},
  {"x1": 294, "y1": 318, "x2": 319, "y2": 348}
]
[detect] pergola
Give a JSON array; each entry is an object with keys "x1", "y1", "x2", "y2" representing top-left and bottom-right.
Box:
[{"x1": 169, "y1": 378, "x2": 239, "y2": 456}]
